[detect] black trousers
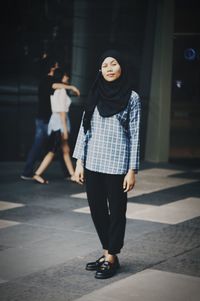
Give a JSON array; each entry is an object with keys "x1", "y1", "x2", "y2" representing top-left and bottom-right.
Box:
[{"x1": 85, "y1": 169, "x2": 127, "y2": 255}]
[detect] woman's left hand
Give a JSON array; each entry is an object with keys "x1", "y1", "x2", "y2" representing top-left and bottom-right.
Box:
[{"x1": 123, "y1": 169, "x2": 136, "y2": 192}]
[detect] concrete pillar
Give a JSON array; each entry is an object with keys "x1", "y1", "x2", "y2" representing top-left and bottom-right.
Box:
[
  {"x1": 71, "y1": 0, "x2": 94, "y2": 105},
  {"x1": 145, "y1": 0, "x2": 174, "y2": 162},
  {"x1": 139, "y1": 0, "x2": 157, "y2": 160},
  {"x1": 71, "y1": 0, "x2": 123, "y2": 105}
]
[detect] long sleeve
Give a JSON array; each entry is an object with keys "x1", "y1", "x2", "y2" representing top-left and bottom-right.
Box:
[
  {"x1": 72, "y1": 114, "x2": 87, "y2": 163},
  {"x1": 128, "y1": 93, "x2": 141, "y2": 172},
  {"x1": 73, "y1": 92, "x2": 141, "y2": 174}
]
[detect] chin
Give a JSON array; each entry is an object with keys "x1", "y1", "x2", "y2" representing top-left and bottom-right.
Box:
[{"x1": 105, "y1": 77, "x2": 116, "y2": 82}]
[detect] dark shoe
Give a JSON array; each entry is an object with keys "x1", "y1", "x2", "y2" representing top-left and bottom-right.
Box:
[
  {"x1": 20, "y1": 175, "x2": 33, "y2": 180},
  {"x1": 95, "y1": 256, "x2": 120, "y2": 279},
  {"x1": 86, "y1": 255, "x2": 105, "y2": 271}
]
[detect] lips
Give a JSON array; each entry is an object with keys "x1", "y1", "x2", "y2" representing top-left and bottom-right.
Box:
[{"x1": 107, "y1": 73, "x2": 115, "y2": 77}]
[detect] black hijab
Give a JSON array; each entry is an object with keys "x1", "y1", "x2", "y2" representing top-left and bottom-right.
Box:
[{"x1": 83, "y1": 50, "x2": 132, "y2": 133}]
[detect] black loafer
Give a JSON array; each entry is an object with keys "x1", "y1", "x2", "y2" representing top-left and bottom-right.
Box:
[
  {"x1": 95, "y1": 256, "x2": 120, "y2": 279},
  {"x1": 86, "y1": 255, "x2": 105, "y2": 271}
]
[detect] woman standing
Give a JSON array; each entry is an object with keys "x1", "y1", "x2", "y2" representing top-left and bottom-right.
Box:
[{"x1": 73, "y1": 50, "x2": 141, "y2": 279}]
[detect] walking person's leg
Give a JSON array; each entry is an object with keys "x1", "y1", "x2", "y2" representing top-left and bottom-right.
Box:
[
  {"x1": 33, "y1": 152, "x2": 55, "y2": 184},
  {"x1": 21, "y1": 119, "x2": 48, "y2": 179},
  {"x1": 58, "y1": 149, "x2": 69, "y2": 177},
  {"x1": 61, "y1": 140, "x2": 75, "y2": 181},
  {"x1": 33, "y1": 130, "x2": 61, "y2": 183}
]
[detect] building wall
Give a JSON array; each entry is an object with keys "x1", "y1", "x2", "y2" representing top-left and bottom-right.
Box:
[
  {"x1": 0, "y1": 0, "x2": 199, "y2": 162},
  {"x1": 0, "y1": 0, "x2": 151, "y2": 161}
]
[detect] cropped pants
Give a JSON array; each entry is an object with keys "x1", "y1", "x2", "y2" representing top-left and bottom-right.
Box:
[{"x1": 85, "y1": 169, "x2": 128, "y2": 255}]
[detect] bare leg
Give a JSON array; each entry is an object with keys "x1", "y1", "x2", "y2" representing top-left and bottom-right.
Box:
[
  {"x1": 33, "y1": 152, "x2": 55, "y2": 183},
  {"x1": 61, "y1": 140, "x2": 75, "y2": 179}
]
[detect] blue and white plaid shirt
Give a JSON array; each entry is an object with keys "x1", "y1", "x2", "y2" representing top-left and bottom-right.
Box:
[{"x1": 73, "y1": 91, "x2": 141, "y2": 175}]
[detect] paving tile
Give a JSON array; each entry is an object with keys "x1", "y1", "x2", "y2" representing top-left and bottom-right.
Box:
[
  {"x1": 73, "y1": 197, "x2": 200, "y2": 224},
  {"x1": 178, "y1": 216, "x2": 200, "y2": 229},
  {"x1": 4, "y1": 251, "x2": 145, "y2": 301},
  {"x1": 121, "y1": 222, "x2": 200, "y2": 267},
  {"x1": 154, "y1": 246, "x2": 200, "y2": 277},
  {"x1": 0, "y1": 219, "x2": 21, "y2": 229},
  {"x1": 70, "y1": 167, "x2": 199, "y2": 199},
  {"x1": 0, "y1": 201, "x2": 25, "y2": 211},
  {"x1": 0, "y1": 281, "x2": 76, "y2": 301},
  {"x1": 0, "y1": 162, "x2": 199, "y2": 301},
  {"x1": 73, "y1": 269, "x2": 200, "y2": 301},
  {"x1": 0, "y1": 205, "x2": 63, "y2": 223},
  {"x1": 0, "y1": 224, "x2": 70, "y2": 248},
  {"x1": 127, "y1": 197, "x2": 200, "y2": 224},
  {"x1": 0, "y1": 228, "x2": 98, "y2": 281}
]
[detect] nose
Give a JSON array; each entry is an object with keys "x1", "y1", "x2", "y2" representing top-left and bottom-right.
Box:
[{"x1": 107, "y1": 65, "x2": 113, "y2": 72}]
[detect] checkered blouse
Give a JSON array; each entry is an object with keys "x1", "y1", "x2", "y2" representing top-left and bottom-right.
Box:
[{"x1": 73, "y1": 91, "x2": 141, "y2": 175}]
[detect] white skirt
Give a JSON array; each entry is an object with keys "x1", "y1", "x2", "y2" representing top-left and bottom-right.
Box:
[{"x1": 48, "y1": 112, "x2": 71, "y2": 135}]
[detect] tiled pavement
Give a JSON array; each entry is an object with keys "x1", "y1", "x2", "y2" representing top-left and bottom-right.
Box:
[{"x1": 0, "y1": 161, "x2": 200, "y2": 300}]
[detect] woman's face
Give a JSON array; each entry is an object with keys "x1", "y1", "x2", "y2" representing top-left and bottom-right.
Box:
[
  {"x1": 101, "y1": 57, "x2": 121, "y2": 82},
  {"x1": 62, "y1": 74, "x2": 69, "y2": 84}
]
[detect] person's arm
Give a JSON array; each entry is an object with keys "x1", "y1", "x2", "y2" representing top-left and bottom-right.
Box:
[
  {"x1": 123, "y1": 169, "x2": 136, "y2": 192},
  {"x1": 73, "y1": 113, "x2": 87, "y2": 184},
  {"x1": 52, "y1": 83, "x2": 80, "y2": 96},
  {"x1": 74, "y1": 159, "x2": 84, "y2": 185},
  {"x1": 123, "y1": 93, "x2": 141, "y2": 192}
]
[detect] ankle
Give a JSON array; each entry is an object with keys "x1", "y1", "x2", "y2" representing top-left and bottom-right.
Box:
[
  {"x1": 104, "y1": 250, "x2": 108, "y2": 257},
  {"x1": 105, "y1": 254, "x2": 116, "y2": 263}
]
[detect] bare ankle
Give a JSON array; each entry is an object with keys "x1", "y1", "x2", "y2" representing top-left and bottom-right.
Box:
[
  {"x1": 105, "y1": 254, "x2": 116, "y2": 263},
  {"x1": 104, "y1": 250, "x2": 108, "y2": 257}
]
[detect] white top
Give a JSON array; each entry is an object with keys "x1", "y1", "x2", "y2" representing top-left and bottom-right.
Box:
[
  {"x1": 48, "y1": 88, "x2": 71, "y2": 135},
  {"x1": 50, "y1": 88, "x2": 71, "y2": 112}
]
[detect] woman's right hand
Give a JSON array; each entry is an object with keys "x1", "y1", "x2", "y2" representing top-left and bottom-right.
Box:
[
  {"x1": 71, "y1": 86, "x2": 80, "y2": 96},
  {"x1": 74, "y1": 160, "x2": 84, "y2": 184}
]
